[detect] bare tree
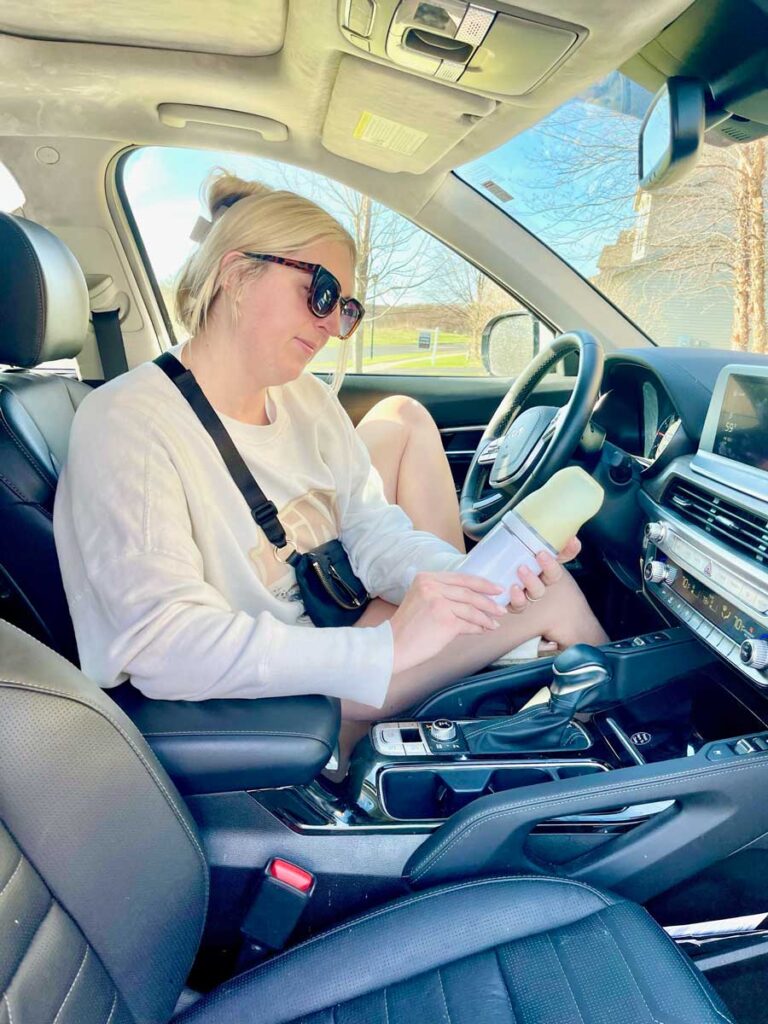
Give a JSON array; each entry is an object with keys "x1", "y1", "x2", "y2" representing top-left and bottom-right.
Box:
[
  {"x1": 425, "y1": 249, "x2": 518, "y2": 360},
  {"x1": 515, "y1": 74, "x2": 768, "y2": 352}
]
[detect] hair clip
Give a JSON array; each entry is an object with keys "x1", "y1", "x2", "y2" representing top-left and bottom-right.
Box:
[{"x1": 190, "y1": 215, "x2": 213, "y2": 243}]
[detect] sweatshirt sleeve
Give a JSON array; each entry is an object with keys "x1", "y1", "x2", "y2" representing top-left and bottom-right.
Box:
[
  {"x1": 56, "y1": 401, "x2": 394, "y2": 707},
  {"x1": 322, "y1": 391, "x2": 465, "y2": 604}
]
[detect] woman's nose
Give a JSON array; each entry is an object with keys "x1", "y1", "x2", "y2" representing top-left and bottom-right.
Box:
[{"x1": 319, "y1": 303, "x2": 342, "y2": 338}]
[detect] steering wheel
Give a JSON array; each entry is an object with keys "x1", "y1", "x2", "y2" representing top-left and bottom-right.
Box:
[{"x1": 460, "y1": 330, "x2": 604, "y2": 539}]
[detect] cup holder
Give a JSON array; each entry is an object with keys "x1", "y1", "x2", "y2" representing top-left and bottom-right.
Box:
[{"x1": 379, "y1": 761, "x2": 607, "y2": 821}]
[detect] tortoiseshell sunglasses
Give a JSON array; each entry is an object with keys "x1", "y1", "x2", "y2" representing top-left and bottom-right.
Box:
[{"x1": 242, "y1": 252, "x2": 365, "y2": 340}]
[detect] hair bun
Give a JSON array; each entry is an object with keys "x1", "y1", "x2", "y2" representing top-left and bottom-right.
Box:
[{"x1": 206, "y1": 171, "x2": 273, "y2": 220}]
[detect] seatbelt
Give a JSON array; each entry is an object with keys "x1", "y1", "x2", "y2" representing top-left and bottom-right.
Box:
[{"x1": 91, "y1": 308, "x2": 129, "y2": 380}]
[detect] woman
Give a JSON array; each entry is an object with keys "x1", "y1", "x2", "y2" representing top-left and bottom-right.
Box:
[{"x1": 54, "y1": 173, "x2": 606, "y2": 740}]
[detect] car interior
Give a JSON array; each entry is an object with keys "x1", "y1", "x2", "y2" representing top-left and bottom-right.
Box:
[{"x1": 1, "y1": 0, "x2": 768, "y2": 1022}]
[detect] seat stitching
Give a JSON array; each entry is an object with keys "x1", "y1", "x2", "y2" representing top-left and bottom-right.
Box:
[
  {"x1": 495, "y1": 948, "x2": 518, "y2": 1023},
  {"x1": 600, "y1": 916, "x2": 664, "y2": 1024},
  {"x1": 410, "y1": 756, "x2": 768, "y2": 880},
  {"x1": 0, "y1": 405, "x2": 55, "y2": 490},
  {"x1": 545, "y1": 933, "x2": 587, "y2": 1024},
  {"x1": 638, "y1": 909, "x2": 734, "y2": 1024},
  {"x1": 229, "y1": 875, "x2": 615, "y2": 984},
  {"x1": 383, "y1": 986, "x2": 390, "y2": 1024},
  {"x1": 104, "y1": 991, "x2": 118, "y2": 1024},
  {"x1": 0, "y1": 856, "x2": 23, "y2": 898},
  {"x1": 435, "y1": 967, "x2": 452, "y2": 1024},
  {"x1": 1, "y1": 899, "x2": 54, "y2": 1002},
  {"x1": 52, "y1": 944, "x2": 88, "y2": 1024},
  {"x1": 3, "y1": 992, "x2": 14, "y2": 1024},
  {"x1": 139, "y1": 729, "x2": 332, "y2": 742},
  {"x1": 0, "y1": 672, "x2": 208, "y2": 894},
  {"x1": 0, "y1": 661, "x2": 210, "y2": 955}
]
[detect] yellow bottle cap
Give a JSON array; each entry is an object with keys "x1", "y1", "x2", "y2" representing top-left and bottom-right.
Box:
[{"x1": 515, "y1": 467, "x2": 604, "y2": 551}]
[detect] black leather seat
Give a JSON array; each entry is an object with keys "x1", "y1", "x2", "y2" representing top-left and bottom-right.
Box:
[
  {"x1": 0, "y1": 212, "x2": 92, "y2": 663},
  {"x1": 0, "y1": 619, "x2": 735, "y2": 1024}
]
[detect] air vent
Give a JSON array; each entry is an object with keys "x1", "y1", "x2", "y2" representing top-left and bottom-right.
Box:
[{"x1": 663, "y1": 479, "x2": 768, "y2": 567}]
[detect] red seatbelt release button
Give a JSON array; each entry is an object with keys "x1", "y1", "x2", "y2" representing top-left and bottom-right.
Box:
[{"x1": 267, "y1": 858, "x2": 315, "y2": 894}]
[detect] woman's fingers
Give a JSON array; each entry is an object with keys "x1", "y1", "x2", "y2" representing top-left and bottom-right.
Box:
[
  {"x1": 537, "y1": 549, "x2": 565, "y2": 586},
  {"x1": 556, "y1": 536, "x2": 581, "y2": 563},
  {"x1": 518, "y1": 564, "x2": 547, "y2": 601}
]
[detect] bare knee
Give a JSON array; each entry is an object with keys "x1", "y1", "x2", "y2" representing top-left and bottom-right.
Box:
[{"x1": 359, "y1": 394, "x2": 436, "y2": 435}]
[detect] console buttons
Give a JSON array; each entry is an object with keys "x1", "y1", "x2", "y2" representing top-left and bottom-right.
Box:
[
  {"x1": 645, "y1": 522, "x2": 667, "y2": 544},
  {"x1": 645, "y1": 560, "x2": 676, "y2": 584},
  {"x1": 740, "y1": 639, "x2": 768, "y2": 671},
  {"x1": 735, "y1": 738, "x2": 756, "y2": 755}
]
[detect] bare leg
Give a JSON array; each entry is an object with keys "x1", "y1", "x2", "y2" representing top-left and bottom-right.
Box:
[
  {"x1": 356, "y1": 395, "x2": 466, "y2": 551},
  {"x1": 340, "y1": 396, "x2": 608, "y2": 764},
  {"x1": 344, "y1": 569, "x2": 607, "y2": 724}
]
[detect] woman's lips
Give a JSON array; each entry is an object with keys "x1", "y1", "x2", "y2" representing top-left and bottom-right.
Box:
[{"x1": 295, "y1": 337, "x2": 316, "y2": 356}]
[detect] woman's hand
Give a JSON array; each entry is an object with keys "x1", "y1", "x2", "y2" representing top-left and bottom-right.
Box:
[
  {"x1": 509, "y1": 535, "x2": 582, "y2": 611},
  {"x1": 390, "y1": 571, "x2": 507, "y2": 675}
]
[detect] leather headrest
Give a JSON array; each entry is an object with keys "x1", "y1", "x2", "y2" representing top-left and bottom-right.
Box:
[{"x1": 0, "y1": 213, "x2": 89, "y2": 367}]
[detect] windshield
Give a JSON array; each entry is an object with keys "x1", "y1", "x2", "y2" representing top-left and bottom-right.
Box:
[{"x1": 457, "y1": 70, "x2": 768, "y2": 354}]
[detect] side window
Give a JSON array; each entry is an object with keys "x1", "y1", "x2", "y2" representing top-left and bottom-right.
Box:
[{"x1": 121, "y1": 147, "x2": 549, "y2": 377}]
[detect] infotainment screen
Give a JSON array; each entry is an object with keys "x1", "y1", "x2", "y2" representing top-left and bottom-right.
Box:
[{"x1": 712, "y1": 373, "x2": 768, "y2": 471}]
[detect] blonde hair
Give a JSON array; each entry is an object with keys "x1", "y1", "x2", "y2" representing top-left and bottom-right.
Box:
[{"x1": 176, "y1": 172, "x2": 356, "y2": 335}]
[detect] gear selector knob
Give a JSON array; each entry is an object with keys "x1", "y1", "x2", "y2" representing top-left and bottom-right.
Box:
[
  {"x1": 430, "y1": 719, "x2": 457, "y2": 741},
  {"x1": 550, "y1": 644, "x2": 611, "y2": 708}
]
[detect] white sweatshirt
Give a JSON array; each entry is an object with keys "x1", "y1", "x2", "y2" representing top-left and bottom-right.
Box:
[{"x1": 53, "y1": 360, "x2": 463, "y2": 707}]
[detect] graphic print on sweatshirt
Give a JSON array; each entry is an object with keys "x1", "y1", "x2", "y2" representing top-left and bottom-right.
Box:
[{"x1": 248, "y1": 488, "x2": 338, "y2": 612}]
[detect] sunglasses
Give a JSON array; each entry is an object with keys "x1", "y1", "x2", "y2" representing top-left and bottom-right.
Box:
[{"x1": 241, "y1": 252, "x2": 365, "y2": 340}]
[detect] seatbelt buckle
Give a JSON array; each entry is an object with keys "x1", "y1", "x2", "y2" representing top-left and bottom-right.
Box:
[{"x1": 237, "y1": 858, "x2": 316, "y2": 968}]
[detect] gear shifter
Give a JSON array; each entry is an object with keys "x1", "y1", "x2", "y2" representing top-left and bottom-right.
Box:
[{"x1": 463, "y1": 644, "x2": 612, "y2": 755}]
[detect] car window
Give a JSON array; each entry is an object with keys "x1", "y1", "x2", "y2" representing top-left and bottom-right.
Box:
[
  {"x1": 0, "y1": 161, "x2": 25, "y2": 212},
  {"x1": 120, "y1": 146, "x2": 552, "y2": 377},
  {"x1": 456, "y1": 69, "x2": 768, "y2": 354}
]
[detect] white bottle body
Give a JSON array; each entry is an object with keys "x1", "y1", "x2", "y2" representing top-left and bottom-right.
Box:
[{"x1": 457, "y1": 512, "x2": 555, "y2": 606}]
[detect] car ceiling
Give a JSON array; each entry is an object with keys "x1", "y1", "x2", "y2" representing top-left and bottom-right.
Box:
[{"x1": 0, "y1": 0, "x2": 694, "y2": 219}]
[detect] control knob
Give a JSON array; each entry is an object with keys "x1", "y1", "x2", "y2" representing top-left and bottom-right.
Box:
[
  {"x1": 644, "y1": 560, "x2": 678, "y2": 585},
  {"x1": 740, "y1": 639, "x2": 768, "y2": 671},
  {"x1": 430, "y1": 719, "x2": 457, "y2": 741},
  {"x1": 645, "y1": 521, "x2": 667, "y2": 544}
]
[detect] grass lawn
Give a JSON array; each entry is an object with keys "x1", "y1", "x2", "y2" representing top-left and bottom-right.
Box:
[{"x1": 311, "y1": 325, "x2": 486, "y2": 375}]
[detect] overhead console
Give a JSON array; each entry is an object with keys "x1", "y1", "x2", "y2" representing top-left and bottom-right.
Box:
[
  {"x1": 338, "y1": 0, "x2": 586, "y2": 97},
  {"x1": 641, "y1": 364, "x2": 768, "y2": 687}
]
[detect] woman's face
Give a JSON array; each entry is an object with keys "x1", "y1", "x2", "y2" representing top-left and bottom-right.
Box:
[{"x1": 222, "y1": 238, "x2": 355, "y2": 386}]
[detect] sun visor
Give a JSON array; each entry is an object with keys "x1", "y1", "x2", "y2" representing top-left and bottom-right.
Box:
[{"x1": 322, "y1": 56, "x2": 494, "y2": 173}]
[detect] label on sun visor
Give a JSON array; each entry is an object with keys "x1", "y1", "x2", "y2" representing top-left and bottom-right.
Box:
[{"x1": 353, "y1": 112, "x2": 427, "y2": 155}]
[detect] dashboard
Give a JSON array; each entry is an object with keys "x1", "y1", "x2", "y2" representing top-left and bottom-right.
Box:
[
  {"x1": 585, "y1": 351, "x2": 768, "y2": 688},
  {"x1": 638, "y1": 364, "x2": 768, "y2": 687}
]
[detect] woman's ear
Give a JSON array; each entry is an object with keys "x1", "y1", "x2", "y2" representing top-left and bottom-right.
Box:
[{"x1": 218, "y1": 250, "x2": 244, "y2": 293}]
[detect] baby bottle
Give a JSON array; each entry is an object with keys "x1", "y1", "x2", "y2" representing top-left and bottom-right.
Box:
[{"x1": 457, "y1": 466, "x2": 605, "y2": 605}]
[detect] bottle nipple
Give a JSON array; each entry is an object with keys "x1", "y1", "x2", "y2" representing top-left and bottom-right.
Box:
[{"x1": 515, "y1": 467, "x2": 604, "y2": 551}]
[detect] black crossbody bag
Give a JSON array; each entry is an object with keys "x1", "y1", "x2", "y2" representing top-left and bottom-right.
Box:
[{"x1": 155, "y1": 353, "x2": 370, "y2": 628}]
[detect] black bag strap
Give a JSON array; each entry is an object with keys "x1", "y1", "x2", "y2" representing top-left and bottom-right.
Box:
[{"x1": 154, "y1": 351, "x2": 289, "y2": 549}]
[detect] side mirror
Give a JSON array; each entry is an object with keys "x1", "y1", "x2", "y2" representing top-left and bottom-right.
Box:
[
  {"x1": 638, "y1": 77, "x2": 706, "y2": 191},
  {"x1": 481, "y1": 311, "x2": 545, "y2": 376}
]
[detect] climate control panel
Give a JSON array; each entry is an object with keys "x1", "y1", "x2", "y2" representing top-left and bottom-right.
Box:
[{"x1": 643, "y1": 518, "x2": 768, "y2": 687}]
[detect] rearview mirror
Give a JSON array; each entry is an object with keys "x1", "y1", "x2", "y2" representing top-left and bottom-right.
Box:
[{"x1": 638, "y1": 77, "x2": 705, "y2": 191}]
